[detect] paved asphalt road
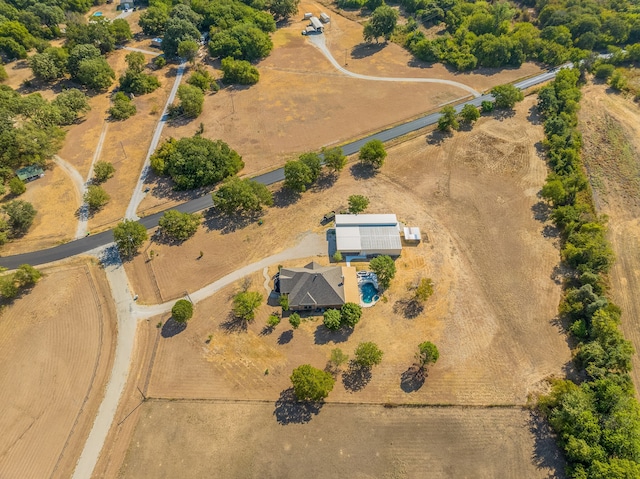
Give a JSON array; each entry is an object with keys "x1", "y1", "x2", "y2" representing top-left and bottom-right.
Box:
[{"x1": 0, "y1": 65, "x2": 569, "y2": 269}]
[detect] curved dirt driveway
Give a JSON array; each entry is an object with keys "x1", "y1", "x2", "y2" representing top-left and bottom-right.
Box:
[{"x1": 307, "y1": 34, "x2": 482, "y2": 98}]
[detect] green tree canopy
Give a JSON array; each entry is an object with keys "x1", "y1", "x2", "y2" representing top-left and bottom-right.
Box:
[
  {"x1": 417, "y1": 341, "x2": 439, "y2": 368},
  {"x1": 232, "y1": 290, "x2": 263, "y2": 321},
  {"x1": 284, "y1": 159, "x2": 313, "y2": 192},
  {"x1": 363, "y1": 5, "x2": 398, "y2": 43},
  {"x1": 268, "y1": 0, "x2": 301, "y2": 20},
  {"x1": 68, "y1": 44, "x2": 101, "y2": 78},
  {"x1": 172, "y1": 299, "x2": 193, "y2": 323},
  {"x1": 84, "y1": 184, "x2": 110, "y2": 211},
  {"x1": 209, "y1": 23, "x2": 273, "y2": 62},
  {"x1": 414, "y1": 278, "x2": 434, "y2": 302},
  {"x1": 354, "y1": 342, "x2": 384, "y2": 367},
  {"x1": 3, "y1": 200, "x2": 36, "y2": 236},
  {"x1": 109, "y1": 92, "x2": 136, "y2": 120},
  {"x1": 340, "y1": 302, "x2": 362, "y2": 328},
  {"x1": 490, "y1": 84, "x2": 524, "y2": 109},
  {"x1": 437, "y1": 105, "x2": 459, "y2": 131},
  {"x1": 322, "y1": 146, "x2": 347, "y2": 173},
  {"x1": 323, "y1": 308, "x2": 341, "y2": 330},
  {"x1": 459, "y1": 104, "x2": 480, "y2": 124},
  {"x1": 290, "y1": 364, "x2": 335, "y2": 401},
  {"x1": 93, "y1": 161, "x2": 115, "y2": 184},
  {"x1": 178, "y1": 39, "x2": 199, "y2": 62},
  {"x1": 139, "y1": 5, "x2": 170, "y2": 36},
  {"x1": 110, "y1": 18, "x2": 132, "y2": 44},
  {"x1": 187, "y1": 66, "x2": 219, "y2": 92},
  {"x1": 29, "y1": 47, "x2": 68, "y2": 81},
  {"x1": 348, "y1": 195, "x2": 369, "y2": 214},
  {"x1": 299, "y1": 152, "x2": 322, "y2": 182},
  {"x1": 220, "y1": 57, "x2": 260, "y2": 85},
  {"x1": 113, "y1": 219, "x2": 148, "y2": 258},
  {"x1": 76, "y1": 57, "x2": 115, "y2": 90},
  {"x1": 176, "y1": 84, "x2": 204, "y2": 118},
  {"x1": 289, "y1": 312, "x2": 301, "y2": 329},
  {"x1": 8, "y1": 177, "x2": 25, "y2": 196},
  {"x1": 158, "y1": 209, "x2": 201, "y2": 241},
  {"x1": 212, "y1": 176, "x2": 273, "y2": 215},
  {"x1": 359, "y1": 139, "x2": 387, "y2": 169},
  {"x1": 162, "y1": 18, "x2": 201, "y2": 58},
  {"x1": 150, "y1": 136, "x2": 244, "y2": 190},
  {"x1": 52, "y1": 89, "x2": 90, "y2": 125},
  {"x1": 369, "y1": 255, "x2": 396, "y2": 289}
]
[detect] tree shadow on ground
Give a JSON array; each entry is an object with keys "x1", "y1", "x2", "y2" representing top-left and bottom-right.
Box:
[
  {"x1": 528, "y1": 104, "x2": 543, "y2": 125},
  {"x1": 313, "y1": 173, "x2": 338, "y2": 192},
  {"x1": 400, "y1": 364, "x2": 426, "y2": 393},
  {"x1": 260, "y1": 325, "x2": 275, "y2": 336},
  {"x1": 161, "y1": 317, "x2": 187, "y2": 338},
  {"x1": 494, "y1": 109, "x2": 517, "y2": 121},
  {"x1": 273, "y1": 187, "x2": 301, "y2": 209},
  {"x1": 278, "y1": 329, "x2": 294, "y2": 344},
  {"x1": 543, "y1": 224, "x2": 560, "y2": 238},
  {"x1": 274, "y1": 388, "x2": 323, "y2": 425},
  {"x1": 99, "y1": 245, "x2": 122, "y2": 267},
  {"x1": 314, "y1": 324, "x2": 353, "y2": 344},
  {"x1": 426, "y1": 129, "x2": 450, "y2": 146},
  {"x1": 202, "y1": 208, "x2": 261, "y2": 234},
  {"x1": 350, "y1": 42, "x2": 386, "y2": 59},
  {"x1": 219, "y1": 312, "x2": 247, "y2": 333},
  {"x1": 531, "y1": 200, "x2": 550, "y2": 222},
  {"x1": 528, "y1": 411, "x2": 567, "y2": 478},
  {"x1": 393, "y1": 298, "x2": 424, "y2": 319},
  {"x1": 146, "y1": 174, "x2": 202, "y2": 203},
  {"x1": 342, "y1": 361, "x2": 372, "y2": 392},
  {"x1": 350, "y1": 162, "x2": 376, "y2": 180}
]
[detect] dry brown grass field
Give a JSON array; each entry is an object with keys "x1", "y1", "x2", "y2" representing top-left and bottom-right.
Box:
[
  {"x1": 119, "y1": 401, "x2": 562, "y2": 479},
  {"x1": 0, "y1": 258, "x2": 116, "y2": 479},
  {"x1": 578, "y1": 82, "x2": 640, "y2": 395},
  {"x1": 112, "y1": 96, "x2": 568, "y2": 477}
]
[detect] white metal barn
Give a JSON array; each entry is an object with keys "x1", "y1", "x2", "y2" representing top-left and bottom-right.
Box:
[
  {"x1": 335, "y1": 214, "x2": 402, "y2": 257},
  {"x1": 309, "y1": 16, "x2": 324, "y2": 32}
]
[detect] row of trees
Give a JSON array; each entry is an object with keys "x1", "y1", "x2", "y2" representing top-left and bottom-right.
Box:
[
  {"x1": 290, "y1": 340, "x2": 439, "y2": 401},
  {"x1": 437, "y1": 84, "x2": 524, "y2": 132},
  {"x1": 322, "y1": 302, "x2": 363, "y2": 330},
  {"x1": 537, "y1": 69, "x2": 640, "y2": 477},
  {"x1": 353, "y1": 0, "x2": 640, "y2": 72}
]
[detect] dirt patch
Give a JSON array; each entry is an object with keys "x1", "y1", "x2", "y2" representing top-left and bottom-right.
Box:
[
  {"x1": 578, "y1": 82, "x2": 640, "y2": 395},
  {"x1": 0, "y1": 258, "x2": 116, "y2": 479},
  {"x1": 119, "y1": 401, "x2": 563, "y2": 478}
]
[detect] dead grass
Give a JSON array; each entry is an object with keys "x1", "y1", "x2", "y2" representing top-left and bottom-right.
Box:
[
  {"x1": 578, "y1": 82, "x2": 640, "y2": 396},
  {"x1": 0, "y1": 258, "x2": 116, "y2": 479},
  {"x1": 118, "y1": 401, "x2": 563, "y2": 479}
]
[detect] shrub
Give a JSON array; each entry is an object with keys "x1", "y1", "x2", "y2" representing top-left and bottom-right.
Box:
[
  {"x1": 93, "y1": 161, "x2": 115, "y2": 184},
  {"x1": 267, "y1": 313, "x2": 280, "y2": 328},
  {"x1": 340, "y1": 302, "x2": 362, "y2": 328},
  {"x1": 8, "y1": 177, "x2": 26, "y2": 196},
  {"x1": 109, "y1": 91, "x2": 136, "y2": 120},
  {"x1": 354, "y1": 342, "x2": 384, "y2": 367},
  {"x1": 323, "y1": 308, "x2": 341, "y2": 330},
  {"x1": 221, "y1": 57, "x2": 259, "y2": 85},
  {"x1": 153, "y1": 56, "x2": 166, "y2": 68},
  {"x1": 289, "y1": 312, "x2": 301, "y2": 329},
  {"x1": 84, "y1": 184, "x2": 110, "y2": 211}
]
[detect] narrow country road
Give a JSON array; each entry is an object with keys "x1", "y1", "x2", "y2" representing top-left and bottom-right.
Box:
[
  {"x1": 125, "y1": 61, "x2": 187, "y2": 220},
  {"x1": 306, "y1": 34, "x2": 482, "y2": 98},
  {"x1": 0, "y1": 64, "x2": 571, "y2": 270},
  {"x1": 122, "y1": 46, "x2": 159, "y2": 56},
  {"x1": 71, "y1": 232, "x2": 325, "y2": 478}
]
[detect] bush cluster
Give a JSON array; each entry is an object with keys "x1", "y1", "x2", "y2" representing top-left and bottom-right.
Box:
[{"x1": 537, "y1": 68, "x2": 640, "y2": 478}]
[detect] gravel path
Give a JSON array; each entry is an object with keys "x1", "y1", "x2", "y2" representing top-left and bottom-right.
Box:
[
  {"x1": 307, "y1": 34, "x2": 482, "y2": 98},
  {"x1": 71, "y1": 232, "x2": 325, "y2": 478}
]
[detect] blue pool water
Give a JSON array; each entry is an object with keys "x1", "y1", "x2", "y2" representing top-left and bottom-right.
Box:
[{"x1": 360, "y1": 282, "x2": 378, "y2": 304}]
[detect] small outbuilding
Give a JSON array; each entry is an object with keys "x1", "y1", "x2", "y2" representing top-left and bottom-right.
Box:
[
  {"x1": 309, "y1": 16, "x2": 324, "y2": 32},
  {"x1": 403, "y1": 226, "x2": 422, "y2": 243},
  {"x1": 320, "y1": 12, "x2": 330, "y2": 23},
  {"x1": 151, "y1": 38, "x2": 163, "y2": 48},
  {"x1": 15, "y1": 165, "x2": 44, "y2": 182}
]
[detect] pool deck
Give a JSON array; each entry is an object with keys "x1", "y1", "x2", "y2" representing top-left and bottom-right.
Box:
[{"x1": 342, "y1": 266, "x2": 360, "y2": 305}]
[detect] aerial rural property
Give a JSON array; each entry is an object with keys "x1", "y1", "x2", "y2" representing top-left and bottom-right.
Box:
[{"x1": 1, "y1": 0, "x2": 640, "y2": 477}]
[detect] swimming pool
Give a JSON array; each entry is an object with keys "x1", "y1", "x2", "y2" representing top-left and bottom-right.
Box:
[{"x1": 360, "y1": 281, "x2": 379, "y2": 304}]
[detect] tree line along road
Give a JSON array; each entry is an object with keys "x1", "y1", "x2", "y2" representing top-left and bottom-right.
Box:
[{"x1": 0, "y1": 65, "x2": 569, "y2": 270}]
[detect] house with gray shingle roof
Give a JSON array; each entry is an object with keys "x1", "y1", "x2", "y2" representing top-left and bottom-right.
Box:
[{"x1": 279, "y1": 261, "x2": 359, "y2": 311}]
